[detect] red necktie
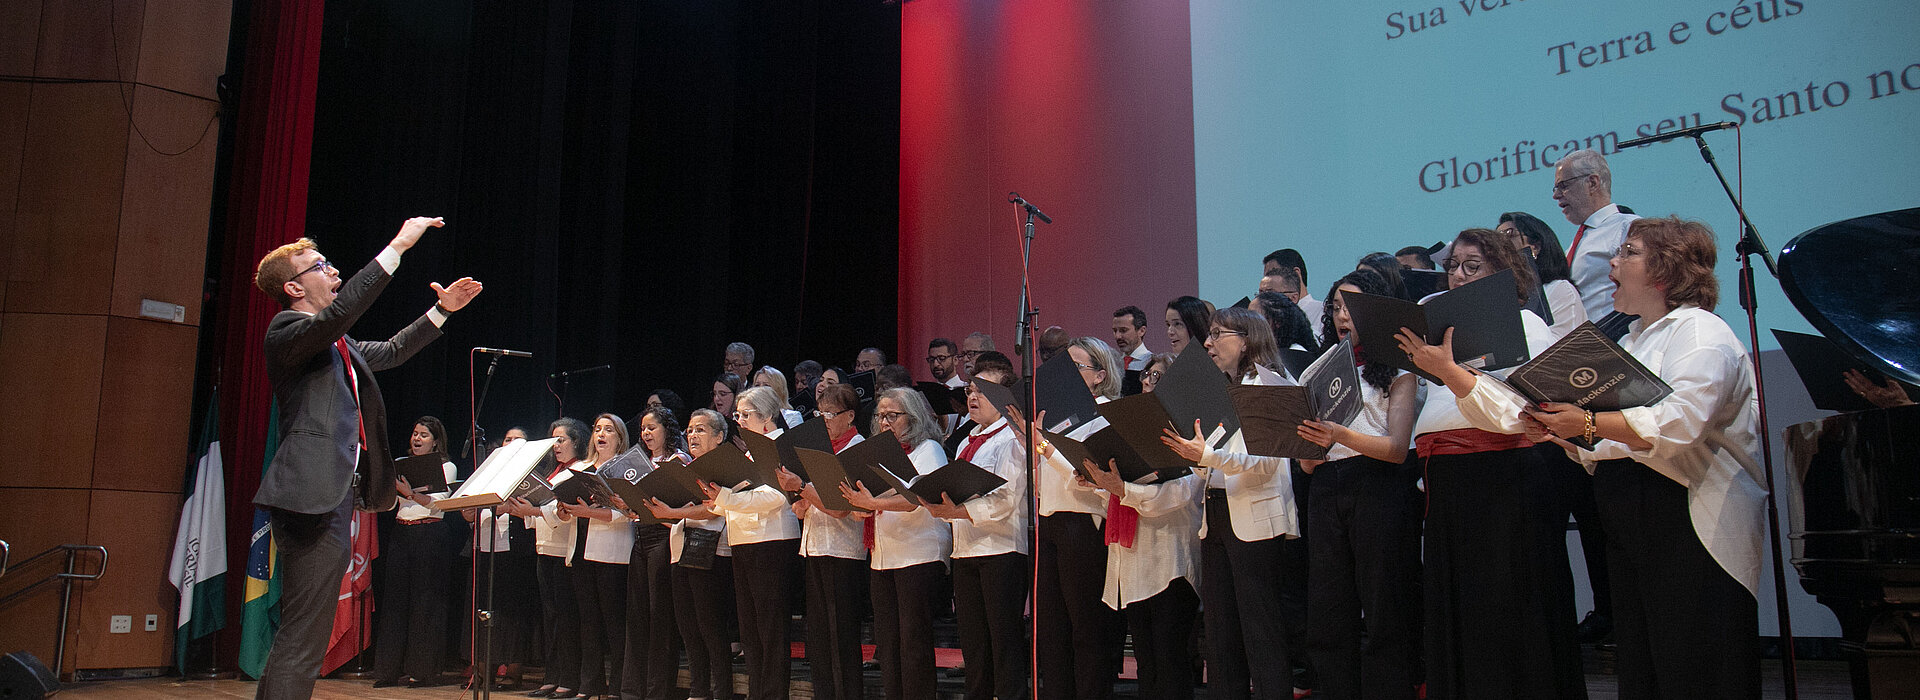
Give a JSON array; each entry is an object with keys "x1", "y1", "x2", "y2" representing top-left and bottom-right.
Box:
[
  {"x1": 334, "y1": 338, "x2": 365, "y2": 447},
  {"x1": 1565, "y1": 223, "x2": 1589, "y2": 266}
]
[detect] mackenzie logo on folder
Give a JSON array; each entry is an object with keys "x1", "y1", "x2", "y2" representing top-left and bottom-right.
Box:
[{"x1": 1492, "y1": 322, "x2": 1673, "y2": 449}]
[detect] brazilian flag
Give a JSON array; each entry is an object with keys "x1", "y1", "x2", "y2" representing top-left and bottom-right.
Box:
[{"x1": 237, "y1": 404, "x2": 282, "y2": 679}]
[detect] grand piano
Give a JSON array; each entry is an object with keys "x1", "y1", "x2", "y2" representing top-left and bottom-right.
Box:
[{"x1": 1780, "y1": 207, "x2": 1920, "y2": 698}]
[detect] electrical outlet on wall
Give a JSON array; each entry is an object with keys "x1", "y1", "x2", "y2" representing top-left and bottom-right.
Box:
[
  {"x1": 144, "y1": 614, "x2": 159, "y2": 632},
  {"x1": 110, "y1": 615, "x2": 132, "y2": 634}
]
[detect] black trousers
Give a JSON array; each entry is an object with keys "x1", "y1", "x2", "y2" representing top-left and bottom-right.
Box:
[
  {"x1": 804, "y1": 555, "x2": 869, "y2": 700},
  {"x1": 1305, "y1": 455, "x2": 1422, "y2": 700},
  {"x1": 621, "y1": 524, "x2": 678, "y2": 700},
  {"x1": 1422, "y1": 447, "x2": 1584, "y2": 700},
  {"x1": 1200, "y1": 493, "x2": 1293, "y2": 700},
  {"x1": 1593, "y1": 459, "x2": 1758, "y2": 699},
  {"x1": 872, "y1": 561, "x2": 943, "y2": 700},
  {"x1": 1125, "y1": 578, "x2": 1199, "y2": 700},
  {"x1": 954, "y1": 552, "x2": 1033, "y2": 700},
  {"x1": 1282, "y1": 464, "x2": 1313, "y2": 685},
  {"x1": 733, "y1": 539, "x2": 799, "y2": 700},
  {"x1": 535, "y1": 554, "x2": 581, "y2": 690},
  {"x1": 573, "y1": 558, "x2": 627, "y2": 695},
  {"x1": 1545, "y1": 447, "x2": 1613, "y2": 618},
  {"x1": 256, "y1": 496, "x2": 354, "y2": 700},
  {"x1": 374, "y1": 520, "x2": 454, "y2": 682},
  {"x1": 673, "y1": 556, "x2": 736, "y2": 699},
  {"x1": 1035, "y1": 512, "x2": 1117, "y2": 700}
]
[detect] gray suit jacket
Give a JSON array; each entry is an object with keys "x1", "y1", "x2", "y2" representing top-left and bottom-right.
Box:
[{"x1": 255, "y1": 256, "x2": 442, "y2": 514}]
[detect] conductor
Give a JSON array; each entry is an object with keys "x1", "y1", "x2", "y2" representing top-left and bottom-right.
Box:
[{"x1": 249, "y1": 217, "x2": 482, "y2": 699}]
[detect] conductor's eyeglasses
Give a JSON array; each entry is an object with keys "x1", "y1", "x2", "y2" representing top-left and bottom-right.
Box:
[{"x1": 294, "y1": 259, "x2": 335, "y2": 279}]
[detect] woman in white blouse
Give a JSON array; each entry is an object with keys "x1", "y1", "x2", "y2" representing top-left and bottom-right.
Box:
[
  {"x1": 842, "y1": 388, "x2": 953, "y2": 700},
  {"x1": 750, "y1": 365, "x2": 807, "y2": 428},
  {"x1": 707, "y1": 387, "x2": 803, "y2": 700},
  {"x1": 1296, "y1": 269, "x2": 1427, "y2": 699},
  {"x1": 526, "y1": 418, "x2": 588, "y2": 699},
  {"x1": 557, "y1": 414, "x2": 635, "y2": 697},
  {"x1": 1160, "y1": 306, "x2": 1301, "y2": 700},
  {"x1": 618, "y1": 407, "x2": 688, "y2": 700},
  {"x1": 1517, "y1": 217, "x2": 1764, "y2": 698},
  {"x1": 1396, "y1": 228, "x2": 1583, "y2": 700},
  {"x1": 643, "y1": 409, "x2": 734, "y2": 700},
  {"x1": 1075, "y1": 339, "x2": 1203, "y2": 700},
  {"x1": 774, "y1": 384, "x2": 868, "y2": 700},
  {"x1": 373, "y1": 416, "x2": 460, "y2": 688},
  {"x1": 922, "y1": 367, "x2": 1029, "y2": 700}
]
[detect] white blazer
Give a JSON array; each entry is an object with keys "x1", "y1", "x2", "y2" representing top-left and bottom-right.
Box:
[{"x1": 1195, "y1": 364, "x2": 1299, "y2": 542}]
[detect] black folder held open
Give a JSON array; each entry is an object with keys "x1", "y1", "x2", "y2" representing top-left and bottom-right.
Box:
[
  {"x1": 394, "y1": 453, "x2": 450, "y2": 493},
  {"x1": 871, "y1": 458, "x2": 1008, "y2": 507},
  {"x1": 1343, "y1": 268, "x2": 1530, "y2": 385}
]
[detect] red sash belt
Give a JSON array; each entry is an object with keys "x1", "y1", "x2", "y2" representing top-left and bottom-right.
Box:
[{"x1": 1415, "y1": 428, "x2": 1533, "y2": 458}]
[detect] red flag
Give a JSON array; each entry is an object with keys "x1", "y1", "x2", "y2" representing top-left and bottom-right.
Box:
[{"x1": 320, "y1": 509, "x2": 379, "y2": 674}]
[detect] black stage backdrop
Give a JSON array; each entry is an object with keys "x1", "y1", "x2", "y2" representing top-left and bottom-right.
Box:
[{"x1": 301, "y1": 0, "x2": 900, "y2": 453}]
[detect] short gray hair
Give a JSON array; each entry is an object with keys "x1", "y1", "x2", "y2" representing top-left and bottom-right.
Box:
[
  {"x1": 873, "y1": 387, "x2": 945, "y2": 446},
  {"x1": 963, "y1": 331, "x2": 995, "y2": 351},
  {"x1": 1556, "y1": 149, "x2": 1612, "y2": 191},
  {"x1": 724, "y1": 342, "x2": 756, "y2": 364},
  {"x1": 736, "y1": 386, "x2": 785, "y2": 424}
]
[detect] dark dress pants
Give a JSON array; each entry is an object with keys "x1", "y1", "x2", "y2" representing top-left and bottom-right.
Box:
[
  {"x1": 535, "y1": 553, "x2": 581, "y2": 691},
  {"x1": 1125, "y1": 578, "x2": 1199, "y2": 700},
  {"x1": 804, "y1": 555, "x2": 868, "y2": 700},
  {"x1": 733, "y1": 539, "x2": 799, "y2": 700},
  {"x1": 1200, "y1": 493, "x2": 1292, "y2": 700},
  {"x1": 1305, "y1": 455, "x2": 1422, "y2": 700},
  {"x1": 1036, "y1": 512, "x2": 1117, "y2": 700},
  {"x1": 621, "y1": 524, "x2": 679, "y2": 700},
  {"x1": 673, "y1": 556, "x2": 736, "y2": 699},
  {"x1": 256, "y1": 495, "x2": 354, "y2": 700},
  {"x1": 954, "y1": 552, "x2": 1032, "y2": 700},
  {"x1": 374, "y1": 519, "x2": 453, "y2": 682},
  {"x1": 872, "y1": 561, "x2": 943, "y2": 700}
]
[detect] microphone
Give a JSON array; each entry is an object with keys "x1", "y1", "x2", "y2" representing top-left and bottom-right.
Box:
[
  {"x1": 550, "y1": 364, "x2": 612, "y2": 379},
  {"x1": 474, "y1": 347, "x2": 533, "y2": 358},
  {"x1": 1007, "y1": 192, "x2": 1053, "y2": 224},
  {"x1": 1616, "y1": 121, "x2": 1737, "y2": 149}
]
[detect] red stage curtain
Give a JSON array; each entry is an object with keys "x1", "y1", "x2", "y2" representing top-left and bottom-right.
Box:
[{"x1": 213, "y1": 0, "x2": 327, "y2": 665}]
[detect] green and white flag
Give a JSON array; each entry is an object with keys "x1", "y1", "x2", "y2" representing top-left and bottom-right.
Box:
[{"x1": 168, "y1": 398, "x2": 227, "y2": 672}]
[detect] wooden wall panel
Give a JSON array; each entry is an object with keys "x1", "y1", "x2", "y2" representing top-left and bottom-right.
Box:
[
  {"x1": 135, "y1": 1, "x2": 230, "y2": 100},
  {"x1": 0, "y1": 487, "x2": 93, "y2": 675},
  {"x1": 0, "y1": 81, "x2": 23, "y2": 295},
  {"x1": 93, "y1": 317, "x2": 198, "y2": 492},
  {"x1": 112, "y1": 85, "x2": 218, "y2": 326},
  {"x1": 0, "y1": 313, "x2": 107, "y2": 490},
  {"x1": 7, "y1": 84, "x2": 128, "y2": 315},
  {"x1": 32, "y1": 0, "x2": 143, "y2": 81},
  {"x1": 0, "y1": 0, "x2": 42, "y2": 76},
  {"x1": 69, "y1": 489, "x2": 183, "y2": 673}
]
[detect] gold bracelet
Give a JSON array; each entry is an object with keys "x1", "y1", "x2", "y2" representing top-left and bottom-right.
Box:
[{"x1": 1582, "y1": 410, "x2": 1597, "y2": 444}]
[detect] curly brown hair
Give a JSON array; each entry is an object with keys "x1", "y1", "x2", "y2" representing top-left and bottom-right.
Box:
[
  {"x1": 1449, "y1": 227, "x2": 1537, "y2": 304},
  {"x1": 1627, "y1": 216, "x2": 1719, "y2": 312}
]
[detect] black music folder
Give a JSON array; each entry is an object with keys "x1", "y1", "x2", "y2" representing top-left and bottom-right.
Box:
[
  {"x1": 1226, "y1": 385, "x2": 1328, "y2": 460},
  {"x1": 838, "y1": 430, "x2": 921, "y2": 484},
  {"x1": 736, "y1": 429, "x2": 782, "y2": 471},
  {"x1": 915, "y1": 381, "x2": 968, "y2": 416},
  {"x1": 1279, "y1": 348, "x2": 1318, "y2": 379},
  {"x1": 1045, "y1": 424, "x2": 1192, "y2": 485},
  {"x1": 972, "y1": 376, "x2": 1023, "y2": 418},
  {"x1": 510, "y1": 471, "x2": 556, "y2": 507},
  {"x1": 1490, "y1": 321, "x2": 1673, "y2": 449},
  {"x1": 1343, "y1": 268, "x2": 1529, "y2": 385},
  {"x1": 686, "y1": 442, "x2": 774, "y2": 490},
  {"x1": 1152, "y1": 345, "x2": 1240, "y2": 445},
  {"x1": 1035, "y1": 351, "x2": 1101, "y2": 432},
  {"x1": 1401, "y1": 268, "x2": 1446, "y2": 300},
  {"x1": 394, "y1": 453, "x2": 450, "y2": 493},
  {"x1": 873, "y1": 458, "x2": 1009, "y2": 507},
  {"x1": 634, "y1": 458, "x2": 706, "y2": 509},
  {"x1": 845, "y1": 370, "x2": 878, "y2": 404},
  {"x1": 791, "y1": 448, "x2": 875, "y2": 512},
  {"x1": 1301, "y1": 338, "x2": 1363, "y2": 426},
  {"x1": 775, "y1": 418, "x2": 834, "y2": 482},
  {"x1": 1772, "y1": 329, "x2": 1920, "y2": 412},
  {"x1": 1230, "y1": 296, "x2": 1252, "y2": 310},
  {"x1": 550, "y1": 468, "x2": 614, "y2": 508},
  {"x1": 1092, "y1": 395, "x2": 1201, "y2": 477}
]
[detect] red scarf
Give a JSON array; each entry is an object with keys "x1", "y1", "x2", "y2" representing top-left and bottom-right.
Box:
[
  {"x1": 1104, "y1": 496, "x2": 1139, "y2": 548},
  {"x1": 957, "y1": 422, "x2": 1007, "y2": 462}
]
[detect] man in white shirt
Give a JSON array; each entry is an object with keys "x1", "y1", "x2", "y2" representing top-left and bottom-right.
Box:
[
  {"x1": 959, "y1": 331, "x2": 994, "y2": 380},
  {"x1": 1111, "y1": 306, "x2": 1152, "y2": 371},
  {"x1": 1553, "y1": 148, "x2": 1641, "y2": 325},
  {"x1": 1263, "y1": 249, "x2": 1323, "y2": 343},
  {"x1": 926, "y1": 338, "x2": 965, "y2": 388}
]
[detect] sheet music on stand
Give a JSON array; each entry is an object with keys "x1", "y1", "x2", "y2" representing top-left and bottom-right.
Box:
[{"x1": 439, "y1": 438, "x2": 559, "y2": 511}]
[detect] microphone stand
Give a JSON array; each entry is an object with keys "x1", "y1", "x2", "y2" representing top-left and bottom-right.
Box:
[
  {"x1": 1011, "y1": 197, "x2": 1044, "y2": 694},
  {"x1": 1687, "y1": 132, "x2": 1798, "y2": 699},
  {"x1": 466, "y1": 349, "x2": 504, "y2": 699}
]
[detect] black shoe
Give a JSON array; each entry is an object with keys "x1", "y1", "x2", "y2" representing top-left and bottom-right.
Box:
[
  {"x1": 527, "y1": 685, "x2": 558, "y2": 698},
  {"x1": 372, "y1": 678, "x2": 403, "y2": 688},
  {"x1": 410, "y1": 677, "x2": 451, "y2": 688},
  {"x1": 1576, "y1": 611, "x2": 1614, "y2": 644}
]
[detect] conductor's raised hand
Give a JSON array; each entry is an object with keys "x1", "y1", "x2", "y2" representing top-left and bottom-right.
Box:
[
  {"x1": 1160, "y1": 419, "x2": 1208, "y2": 463},
  {"x1": 432, "y1": 277, "x2": 482, "y2": 311},
  {"x1": 389, "y1": 216, "x2": 445, "y2": 252}
]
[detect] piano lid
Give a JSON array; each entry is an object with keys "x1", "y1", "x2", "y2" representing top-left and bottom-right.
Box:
[{"x1": 1778, "y1": 207, "x2": 1920, "y2": 386}]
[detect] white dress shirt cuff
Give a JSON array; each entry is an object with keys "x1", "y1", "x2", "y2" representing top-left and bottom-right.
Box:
[{"x1": 375, "y1": 245, "x2": 403, "y2": 274}]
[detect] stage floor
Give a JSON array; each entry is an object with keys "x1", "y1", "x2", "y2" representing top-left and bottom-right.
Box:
[{"x1": 53, "y1": 656, "x2": 1853, "y2": 700}]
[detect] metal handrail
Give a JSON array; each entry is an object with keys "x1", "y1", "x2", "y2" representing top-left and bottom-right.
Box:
[{"x1": 0, "y1": 544, "x2": 108, "y2": 678}]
